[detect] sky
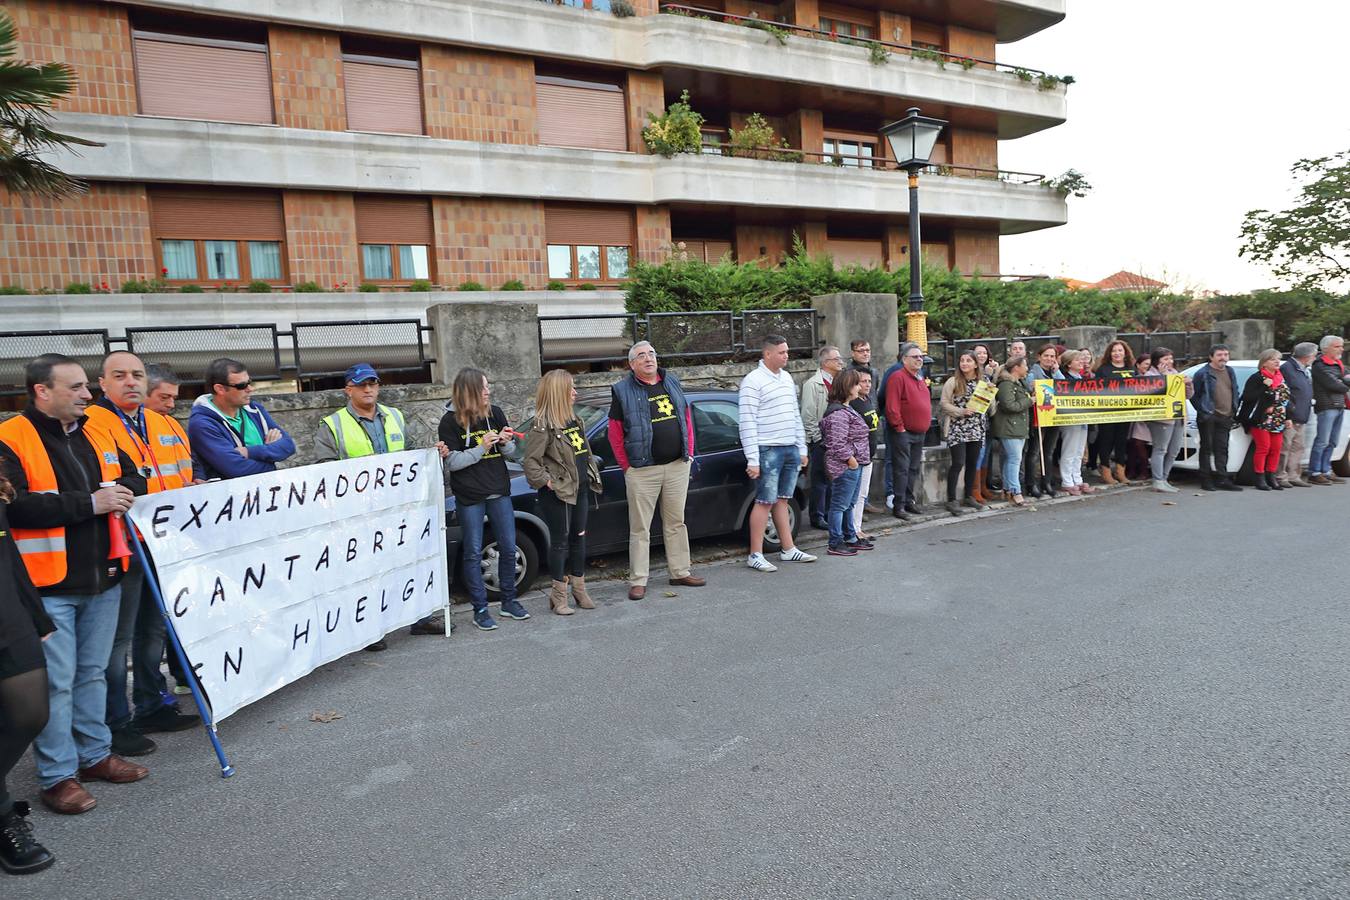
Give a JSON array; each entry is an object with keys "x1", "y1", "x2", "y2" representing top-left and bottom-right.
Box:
[{"x1": 997, "y1": 0, "x2": 1350, "y2": 295}]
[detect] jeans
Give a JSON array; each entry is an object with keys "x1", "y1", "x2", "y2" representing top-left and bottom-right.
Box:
[
  {"x1": 34, "y1": 586, "x2": 120, "y2": 788},
  {"x1": 1147, "y1": 420, "x2": 1184, "y2": 482},
  {"x1": 1000, "y1": 438, "x2": 1026, "y2": 495},
  {"x1": 752, "y1": 445, "x2": 801, "y2": 505},
  {"x1": 887, "y1": 428, "x2": 926, "y2": 509},
  {"x1": 883, "y1": 450, "x2": 893, "y2": 497},
  {"x1": 1198, "y1": 413, "x2": 1234, "y2": 478},
  {"x1": 807, "y1": 441, "x2": 831, "y2": 523},
  {"x1": 1059, "y1": 425, "x2": 1089, "y2": 487},
  {"x1": 459, "y1": 495, "x2": 517, "y2": 612},
  {"x1": 827, "y1": 467, "x2": 862, "y2": 546},
  {"x1": 538, "y1": 486, "x2": 589, "y2": 582},
  {"x1": 105, "y1": 563, "x2": 172, "y2": 730},
  {"x1": 1309, "y1": 408, "x2": 1344, "y2": 475}
]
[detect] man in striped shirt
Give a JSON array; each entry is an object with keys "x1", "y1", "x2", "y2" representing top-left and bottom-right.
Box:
[{"x1": 738, "y1": 335, "x2": 815, "y2": 572}]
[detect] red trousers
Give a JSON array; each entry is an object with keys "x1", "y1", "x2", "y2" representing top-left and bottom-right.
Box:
[{"x1": 1252, "y1": 429, "x2": 1284, "y2": 473}]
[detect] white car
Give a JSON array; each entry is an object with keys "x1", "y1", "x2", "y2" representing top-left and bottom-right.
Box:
[{"x1": 1170, "y1": 361, "x2": 1350, "y2": 479}]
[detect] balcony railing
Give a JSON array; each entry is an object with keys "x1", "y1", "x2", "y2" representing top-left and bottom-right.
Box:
[
  {"x1": 658, "y1": 4, "x2": 1065, "y2": 85},
  {"x1": 699, "y1": 144, "x2": 1046, "y2": 185}
]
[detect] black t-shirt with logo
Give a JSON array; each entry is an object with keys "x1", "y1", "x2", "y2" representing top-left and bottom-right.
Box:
[
  {"x1": 439, "y1": 404, "x2": 511, "y2": 505},
  {"x1": 609, "y1": 377, "x2": 683, "y2": 465},
  {"x1": 850, "y1": 397, "x2": 881, "y2": 459},
  {"x1": 561, "y1": 419, "x2": 589, "y2": 481}
]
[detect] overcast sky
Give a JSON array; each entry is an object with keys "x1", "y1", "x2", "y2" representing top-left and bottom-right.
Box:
[{"x1": 997, "y1": 0, "x2": 1350, "y2": 294}]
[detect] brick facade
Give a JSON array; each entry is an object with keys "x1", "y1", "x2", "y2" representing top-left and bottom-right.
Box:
[
  {"x1": 422, "y1": 46, "x2": 536, "y2": 144},
  {"x1": 433, "y1": 198, "x2": 547, "y2": 288},
  {"x1": 269, "y1": 26, "x2": 347, "y2": 132},
  {"x1": 282, "y1": 191, "x2": 361, "y2": 287},
  {"x1": 625, "y1": 71, "x2": 665, "y2": 153},
  {"x1": 0, "y1": 184, "x2": 153, "y2": 290},
  {"x1": 635, "y1": 206, "x2": 672, "y2": 264},
  {"x1": 9, "y1": 0, "x2": 136, "y2": 116}
]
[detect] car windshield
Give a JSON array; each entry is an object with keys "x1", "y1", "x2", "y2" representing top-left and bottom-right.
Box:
[{"x1": 502, "y1": 401, "x2": 609, "y2": 464}]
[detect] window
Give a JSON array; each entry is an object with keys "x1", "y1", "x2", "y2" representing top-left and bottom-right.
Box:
[
  {"x1": 544, "y1": 204, "x2": 635, "y2": 283},
  {"x1": 149, "y1": 188, "x2": 287, "y2": 285},
  {"x1": 820, "y1": 16, "x2": 873, "y2": 39},
  {"x1": 700, "y1": 128, "x2": 727, "y2": 156},
  {"x1": 355, "y1": 196, "x2": 434, "y2": 283},
  {"x1": 361, "y1": 244, "x2": 431, "y2": 281},
  {"x1": 161, "y1": 240, "x2": 197, "y2": 279},
  {"x1": 547, "y1": 245, "x2": 629, "y2": 282},
  {"x1": 692, "y1": 400, "x2": 741, "y2": 454},
  {"x1": 823, "y1": 137, "x2": 877, "y2": 168},
  {"x1": 342, "y1": 39, "x2": 423, "y2": 135},
  {"x1": 131, "y1": 15, "x2": 273, "y2": 124},
  {"x1": 672, "y1": 239, "x2": 734, "y2": 264},
  {"x1": 910, "y1": 20, "x2": 945, "y2": 52},
  {"x1": 157, "y1": 239, "x2": 283, "y2": 284}
]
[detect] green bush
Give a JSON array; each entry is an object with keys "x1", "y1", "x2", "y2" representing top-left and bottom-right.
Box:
[
  {"x1": 294, "y1": 281, "x2": 323, "y2": 293},
  {"x1": 578, "y1": 283, "x2": 598, "y2": 290},
  {"x1": 407, "y1": 279, "x2": 433, "y2": 292},
  {"x1": 611, "y1": 0, "x2": 636, "y2": 16},
  {"x1": 499, "y1": 279, "x2": 526, "y2": 291},
  {"x1": 247, "y1": 280, "x2": 273, "y2": 293},
  {"x1": 642, "y1": 90, "x2": 705, "y2": 158},
  {"x1": 179, "y1": 284, "x2": 204, "y2": 293},
  {"x1": 359, "y1": 283, "x2": 380, "y2": 292},
  {"x1": 726, "y1": 113, "x2": 801, "y2": 162},
  {"x1": 546, "y1": 281, "x2": 567, "y2": 291},
  {"x1": 120, "y1": 279, "x2": 149, "y2": 293},
  {"x1": 65, "y1": 282, "x2": 92, "y2": 294},
  {"x1": 1215, "y1": 288, "x2": 1349, "y2": 347},
  {"x1": 0, "y1": 284, "x2": 27, "y2": 295},
  {"x1": 457, "y1": 281, "x2": 484, "y2": 291}
]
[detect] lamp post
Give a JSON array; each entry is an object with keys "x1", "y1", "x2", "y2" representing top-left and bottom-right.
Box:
[{"x1": 880, "y1": 107, "x2": 947, "y2": 353}]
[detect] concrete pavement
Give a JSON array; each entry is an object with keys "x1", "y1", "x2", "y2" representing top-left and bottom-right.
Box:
[{"x1": 11, "y1": 484, "x2": 1349, "y2": 899}]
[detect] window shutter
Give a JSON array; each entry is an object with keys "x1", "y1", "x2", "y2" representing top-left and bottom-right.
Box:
[
  {"x1": 545, "y1": 205, "x2": 634, "y2": 245},
  {"x1": 826, "y1": 238, "x2": 884, "y2": 268},
  {"x1": 536, "y1": 80, "x2": 627, "y2": 152},
  {"x1": 910, "y1": 20, "x2": 945, "y2": 48},
  {"x1": 344, "y1": 61, "x2": 423, "y2": 135},
  {"x1": 149, "y1": 189, "x2": 285, "y2": 240},
  {"x1": 354, "y1": 196, "x2": 434, "y2": 245},
  {"x1": 134, "y1": 36, "x2": 273, "y2": 124}
]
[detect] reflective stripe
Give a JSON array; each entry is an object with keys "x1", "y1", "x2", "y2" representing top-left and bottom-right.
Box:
[
  {"x1": 34, "y1": 489, "x2": 58, "y2": 494},
  {"x1": 157, "y1": 460, "x2": 184, "y2": 476},
  {"x1": 15, "y1": 535, "x2": 66, "y2": 554}
]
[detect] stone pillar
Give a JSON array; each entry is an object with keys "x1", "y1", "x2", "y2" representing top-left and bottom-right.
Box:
[
  {"x1": 427, "y1": 301, "x2": 540, "y2": 385},
  {"x1": 811, "y1": 293, "x2": 900, "y2": 368},
  {"x1": 1059, "y1": 325, "x2": 1117, "y2": 362},
  {"x1": 1217, "y1": 319, "x2": 1275, "y2": 357}
]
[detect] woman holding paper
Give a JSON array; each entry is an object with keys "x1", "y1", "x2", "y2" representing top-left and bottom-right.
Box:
[
  {"x1": 940, "y1": 352, "x2": 989, "y2": 515},
  {"x1": 970, "y1": 344, "x2": 998, "y2": 499},
  {"x1": 1093, "y1": 340, "x2": 1138, "y2": 485},
  {"x1": 1236, "y1": 349, "x2": 1292, "y2": 492},
  {"x1": 1055, "y1": 351, "x2": 1094, "y2": 496},
  {"x1": 991, "y1": 356, "x2": 1033, "y2": 506},
  {"x1": 0, "y1": 473, "x2": 57, "y2": 874},
  {"x1": 1146, "y1": 348, "x2": 1194, "y2": 494}
]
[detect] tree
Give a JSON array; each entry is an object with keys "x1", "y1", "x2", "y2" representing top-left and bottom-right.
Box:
[
  {"x1": 1240, "y1": 151, "x2": 1350, "y2": 291},
  {"x1": 0, "y1": 10, "x2": 101, "y2": 197}
]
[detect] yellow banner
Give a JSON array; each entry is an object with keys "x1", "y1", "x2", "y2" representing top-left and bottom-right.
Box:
[{"x1": 1033, "y1": 375, "x2": 1187, "y2": 426}]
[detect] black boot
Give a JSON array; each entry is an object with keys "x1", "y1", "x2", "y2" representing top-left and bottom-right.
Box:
[
  {"x1": 1025, "y1": 477, "x2": 1042, "y2": 498},
  {"x1": 1267, "y1": 473, "x2": 1284, "y2": 491},
  {"x1": 0, "y1": 802, "x2": 55, "y2": 875},
  {"x1": 1200, "y1": 474, "x2": 1217, "y2": 491},
  {"x1": 1040, "y1": 476, "x2": 1057, "y2": 498},
  {"x1": 1254, "y1": 475, "x2": 1272, "y2": 491}
]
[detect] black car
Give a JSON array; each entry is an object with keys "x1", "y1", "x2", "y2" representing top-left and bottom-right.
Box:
[{"x1": 445, "y1": 389, "x2": 805, "y2": 597}]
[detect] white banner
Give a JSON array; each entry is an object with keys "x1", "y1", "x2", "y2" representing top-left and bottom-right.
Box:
[{"x1": 127, "y1": 449, "x2": 448, "y2": 722}]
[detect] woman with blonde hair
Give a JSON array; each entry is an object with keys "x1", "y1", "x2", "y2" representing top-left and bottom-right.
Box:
[
  {"x1": 1236, "y1": 348, "x2": 1292, "y2": 491},
  {"x1": 524, "y1": 370, "x2": 602, "y2": 615},
  {"x1": 438, "y1": 367, "x2": 530, "y2": 631}
]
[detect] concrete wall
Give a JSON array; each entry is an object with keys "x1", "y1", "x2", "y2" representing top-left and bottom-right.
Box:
[
  {"x1": 49, "y1": 114, "x2": 1068, "y2": 234},
  {"x1": 1217, "y1": 319, "x2": 1277, "y2": 359}
]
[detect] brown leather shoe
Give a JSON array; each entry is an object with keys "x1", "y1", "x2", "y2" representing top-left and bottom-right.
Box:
[
  {"x1": 41, "y1": 779, "x2": 97, "y2": 815},
  {"x1": 668, "y1": 575, "x2": 706, "y2": 587},
  {"x1": 627, "y1": 585, "x2": 646, "y2": 601},
  {"x1": 79, "y1": 755, "x2": 149, "y2": 784}
]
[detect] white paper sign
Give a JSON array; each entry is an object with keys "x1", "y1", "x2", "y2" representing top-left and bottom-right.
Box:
[{"x1": 127, "y1": 449, "x2": 448, "y2": 722}]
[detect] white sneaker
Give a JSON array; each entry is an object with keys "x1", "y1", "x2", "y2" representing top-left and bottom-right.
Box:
[
  {"x1": 1152, "y1": 480, "x2": 1179, "y2": 493},
  {"x1": 885, "y1": 494, "x2": 894, "y2": 510},
  {"x1": 747, "y1": 552, "x2": 778, "y2": 572},
  {"x1": 779, "y1": 547, "x2": 817, "y2": 563}
]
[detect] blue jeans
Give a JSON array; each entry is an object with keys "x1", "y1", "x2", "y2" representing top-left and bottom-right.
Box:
[
  {"x1": 753, "y1": 445, "x2": 801, "y2": 505},
  {"x1": 35, "y1": 586, "x2": 120, "y2": 788},
  {"x1": 105, "y1": 563, "x2": 172, "y2": 730},
  {"x1": 828, "y1": 467, "x2": 862, "y2": 546},
  {"x1": 1309, "y1": 408, "x2": 1344, "y2": 475},
  {"x1": 459, "y1": 495, "x2": 517, "y2": 612},
  {"x1": 1000, "y1": 438, "x2": 1026, "y2": 495}
]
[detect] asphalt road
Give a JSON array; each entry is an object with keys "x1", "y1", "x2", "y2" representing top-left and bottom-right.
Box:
[{"x1": 11, "y1": 484, "x2": 1350, "y2": 899}]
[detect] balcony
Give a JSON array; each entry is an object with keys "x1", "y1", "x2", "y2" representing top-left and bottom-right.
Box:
[
  {"x1": 48, "y1": 113, "x2": 1067, "y2": 233},
  {"x1": 124, "y1": 0, "x2": 1067, "y2": 138}
]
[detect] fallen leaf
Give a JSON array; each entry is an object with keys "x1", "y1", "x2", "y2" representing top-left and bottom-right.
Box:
[
  {"x1": 663, "y1": 591, "x2": 678, "y2": 598},
  {"x1": 1162, "y1": 501, "x2": 1177, "y2": 506},
  {"x1": 309, "y1": 710, "x2": 344, "y2": 723}
]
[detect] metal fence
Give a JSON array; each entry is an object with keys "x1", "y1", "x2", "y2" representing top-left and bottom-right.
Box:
[
  {"x1": 926, "y1": 335, "x2": 1061, "y2": 377},
  {"x1": 1117, "y1": 331, "x2": 1222, "y2": 367},
  {"x1": 0, "y1": 319, "x2": 434, "y2": 394},
  {"x1": 539, "y1": 309, "x2": 819, "y2": 368}
]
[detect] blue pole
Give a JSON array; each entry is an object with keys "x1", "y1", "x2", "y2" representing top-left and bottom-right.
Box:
[{"x1": 126, "y1": 525, "x2": 235, "y2": 778}]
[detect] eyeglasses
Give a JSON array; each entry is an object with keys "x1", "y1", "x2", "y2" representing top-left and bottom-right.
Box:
[
  {"x1": 226, "y1": 380, "x2": 253, "y2": 391},
  {"x1": 905, "y1": 353, "x2": 924, "y2": 360},
  {"x1": 632, "y1": 351, "x2": 657, "y2": 360}
]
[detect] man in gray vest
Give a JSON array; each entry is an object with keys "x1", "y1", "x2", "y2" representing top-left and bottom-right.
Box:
[{"x1": 608, "y1": 341, "x2": 706, "y2": 601}]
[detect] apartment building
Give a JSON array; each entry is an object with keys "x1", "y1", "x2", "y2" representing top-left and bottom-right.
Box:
[{"x1": 1, "y1": 0, "x2": 1069, "y2": 292}]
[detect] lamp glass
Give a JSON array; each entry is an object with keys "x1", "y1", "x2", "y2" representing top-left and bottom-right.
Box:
[{"x1": 882, "y1": 111, "x2": 947, "y2": 169}]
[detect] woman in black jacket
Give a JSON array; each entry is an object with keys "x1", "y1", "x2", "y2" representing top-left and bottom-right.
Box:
[
  {"x1": 1092, "y1": 340, "x2": 1137, "y2": 485},
  {"x1": 0, "y1": 473, "x2": 57, "y2": 875},
  {"x1": 1236, "y1": 349, "x2": 1292, "y2": 491}
]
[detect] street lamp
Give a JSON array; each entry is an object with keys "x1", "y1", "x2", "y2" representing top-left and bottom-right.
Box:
[{"x1": 880, "y1": 107, "x2": 947, "y2": 353}]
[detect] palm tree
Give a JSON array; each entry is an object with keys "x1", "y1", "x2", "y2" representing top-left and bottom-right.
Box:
[{"x1": 0, "y1": 9, "x2": 102, "y2": 197}]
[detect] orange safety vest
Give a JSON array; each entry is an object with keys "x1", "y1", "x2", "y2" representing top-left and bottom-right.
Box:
[
  {"x1": 85, "y1": 404, "x2": 193, "y2": 493},
  {"x1": 0, "y1": 415, "x2": 127, "y2": 587}
]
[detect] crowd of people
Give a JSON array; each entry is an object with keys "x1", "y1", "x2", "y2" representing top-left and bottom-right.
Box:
[{"x1": 2, "y1": 330, "x2": 1348, "y2": 875}]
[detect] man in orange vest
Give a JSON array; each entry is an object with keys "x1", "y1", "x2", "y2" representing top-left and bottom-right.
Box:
[
  {"x1": 86, "y1": 352, "x2": 199, "y2": 758},
  {"x1": 0, "y1": 354, "x2": 148, "y2": 815}
]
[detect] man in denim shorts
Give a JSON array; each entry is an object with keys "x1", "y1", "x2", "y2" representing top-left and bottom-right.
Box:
[{"x1": 738, "y1": 335, "x2": 816, "y2": 572}]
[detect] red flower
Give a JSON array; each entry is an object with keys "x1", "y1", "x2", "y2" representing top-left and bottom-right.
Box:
[{"x1": 160, "y1": 267, "x2": 168, "y2": 276}]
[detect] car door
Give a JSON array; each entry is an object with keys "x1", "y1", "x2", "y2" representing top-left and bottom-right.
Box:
[{"x1": 686, "y1": 398, "x2": 746, "y2": 539}]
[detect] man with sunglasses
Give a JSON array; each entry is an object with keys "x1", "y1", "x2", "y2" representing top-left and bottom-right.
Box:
[{"x1": 187, "y1": 357, "x2": 295, "y2": 481}]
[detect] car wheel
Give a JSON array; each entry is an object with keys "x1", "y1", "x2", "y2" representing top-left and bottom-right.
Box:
[
  {"x1": 1332, "y1": 446, "x2": 1350, "y2": 478},
  {"x1": 1235, "y1": 443, "x2": 1257, "y2": 486},
  {"x1": 482, "y1": 527, "x2": 540, "y2": 601},
  {"x1": 758, "y1": 496, "x2": 801, "y2": 554}
]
